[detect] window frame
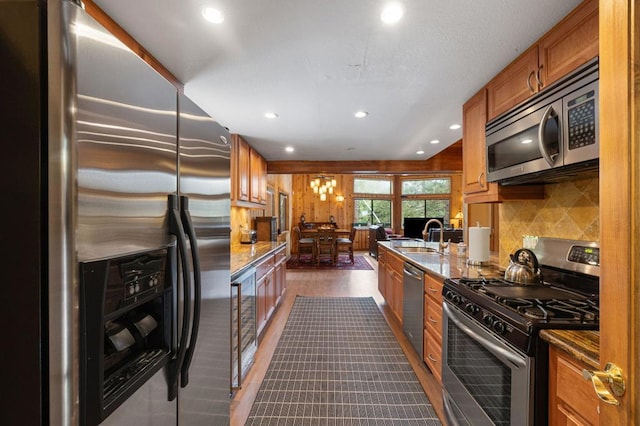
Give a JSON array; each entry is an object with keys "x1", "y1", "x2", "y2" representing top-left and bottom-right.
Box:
[{"x1": 400, "y1": 176, "x2": 453, "y2": 227}]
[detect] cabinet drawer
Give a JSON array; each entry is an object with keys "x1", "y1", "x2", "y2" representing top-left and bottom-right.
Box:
[
  {"x1": 387, "y1": 252, "x2": 404, "y2": 274},
  {"x1": 424, "y1": 328, "x2": 442, "y2": 384},
  {"x1": 378, "y1": 246, "x2": 387, "y2": 263},
  {"x1": 424, "y1": 274, "x2": 443, "y2": 304},
  {"x1": 424, "y1": 296, "x2": 442, "y2": 339},
  {"x1": 555, "y1": 353, "x2": 599, "y2": 425},
  {"x1": 255, "y1": 254, "x2": 275, "y2": 280},
  {"x1": 274, "y1": 246, "x2": 287, "y2": 265}
]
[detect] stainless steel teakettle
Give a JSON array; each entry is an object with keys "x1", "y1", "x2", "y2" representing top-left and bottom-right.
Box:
[{"x1": 504, "y1": 248, "x2": 543, "y2": 284}]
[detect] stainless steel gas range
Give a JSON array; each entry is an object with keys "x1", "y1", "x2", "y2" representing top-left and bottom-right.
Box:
[{"x1": 441, "y1": 238, "x2": 599, "y2": 426}]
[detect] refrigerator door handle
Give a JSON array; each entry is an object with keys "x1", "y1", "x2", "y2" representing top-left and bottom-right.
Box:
[
  {"x1": 179, "y1": 195, "x2": 202, "y2": 388},
  {"x1": 167, "y1": 194, "x2": 192, "y2": 401}
]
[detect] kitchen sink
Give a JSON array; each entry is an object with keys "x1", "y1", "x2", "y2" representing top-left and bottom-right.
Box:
[{"x1": 397, "y1": 247, "x2": 437, "y2": 253}]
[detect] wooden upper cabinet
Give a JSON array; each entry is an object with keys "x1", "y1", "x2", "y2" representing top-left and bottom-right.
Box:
[
  {"x1": 232, "y1": 134, "x2": 250, "y2": 202},
  {"x1": 249, "y1": 147, "x2": 266, "y2": 205},
  {"x1": 463, "y1": 89, "x2": 544, "y2": 203},
  {"x1": 462, "y1": 88, "x2": 492, "y2": 196},
  {"x1": 486, "y1": 0, "x2": 598, "y2": 120},
  {"x1": 231, "y1": 134, "x2": 267, "y2": 206},
  {"x1": 538, "y1": 0, "x2": 598, "y2": 88},
  {"x1": 486, "y1": 46, "x2": 539, "y2": 121}
]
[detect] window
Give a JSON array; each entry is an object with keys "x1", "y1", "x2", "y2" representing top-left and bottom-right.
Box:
[
  {"x1": 354, "y1": 178, "x2": 392, "y2": 194},
  {"x1": 402, "y1": 178, "x2": 450, "y2": 195},
  {"x1": 278, "y1": 192, "x2": 288, "y2": 233},
  {"x1": 401, "y1": 177, "x2": 451, "y2": 226},
  {"x1": 353, "y1": 177, "x2": 392, "y2": 226},
  {"x1": 354, "y1": 199, "x2": 392, "y2": 226}
]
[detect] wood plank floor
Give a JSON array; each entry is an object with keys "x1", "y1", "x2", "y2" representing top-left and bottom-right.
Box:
[{"x1": 230, "y1": 252, "x2": 446, "y2": 425}]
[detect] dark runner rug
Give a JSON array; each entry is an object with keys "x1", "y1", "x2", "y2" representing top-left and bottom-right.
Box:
[
  {"x1": 246, "y1": 296, "x2": 441, "y2": 425},
  {"x1": 286, "y1": 255, "x2": 374, "y2": 271}
]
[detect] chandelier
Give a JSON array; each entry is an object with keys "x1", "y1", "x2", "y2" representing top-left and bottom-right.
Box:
[{"x1": 310, "y1": 175, "x2": 336, "y2": 201}]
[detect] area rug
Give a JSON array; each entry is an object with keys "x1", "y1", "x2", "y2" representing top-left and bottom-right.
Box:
[
  {"x1": 286, "y1": 254, "x2": 374, "y2": 271},
  {"x1": 245, "y1": 296, "x2": 441, "y2": 425}
]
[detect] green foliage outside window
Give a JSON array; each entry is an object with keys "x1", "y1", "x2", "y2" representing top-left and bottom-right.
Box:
[
  {"x1": 354, "y1": 199, "x2": 391, "y2": 226},
  {"x1": 354, "y1": 178, "x2": 392, "y2": 195},
  {"x1": 402, "y1": 178, "x2": 450, "y2": 195}
]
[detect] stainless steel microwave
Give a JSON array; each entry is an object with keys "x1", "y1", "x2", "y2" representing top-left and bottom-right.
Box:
[{"x1": 486, "y1": 58, "x2": 599, "y2": 185}]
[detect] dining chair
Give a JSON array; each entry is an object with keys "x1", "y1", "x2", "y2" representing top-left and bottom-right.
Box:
[
  {"x1": 334, "y1": 227, "x2": 356, "y2": 264},
  {"x1": 316, "y1": 228, "x2": 335, "y2": 265},
  {"x1": 293, "y1": 226, "x2": 316, "y2": 262}
]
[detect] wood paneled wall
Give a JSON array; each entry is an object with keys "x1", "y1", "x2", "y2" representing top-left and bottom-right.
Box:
[{"x1": 291, "y1": 174, "x2": 462, "y2": 233}]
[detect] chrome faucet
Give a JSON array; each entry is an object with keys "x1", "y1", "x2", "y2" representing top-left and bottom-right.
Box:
[{"x1": 422, "y1": 218, "x2": 449, "y2": 253}]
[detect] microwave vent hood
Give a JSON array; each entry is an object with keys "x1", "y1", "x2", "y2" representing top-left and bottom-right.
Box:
[{"x1": 485, "y1": 58, "x2": 599, "y2": 186}]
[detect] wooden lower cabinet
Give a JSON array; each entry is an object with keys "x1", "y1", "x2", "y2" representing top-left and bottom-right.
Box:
[
  {"x1": 354, "y1": 228, "x2": 369, "y2": 251},
  {"x1": 255, "y1": 245, "x2": 287, "y2": 337},
  {"x1": 376, "y1": 244, "x2": 403, "y2": 323},
  {"x1": 423, "y1": 329, "x2": 442, "y2": 384},
  {"x1": 549, "y1": 346, "x2": 600, "y2": 426},
  {"x1": 423, "y1": 273, "x2": 443, "y2": 384},
  {"x1": 377, "y1": 246, "x2": 387, "y2": 298}
]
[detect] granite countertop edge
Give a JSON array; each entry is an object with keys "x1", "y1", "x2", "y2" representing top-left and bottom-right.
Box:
[
  {"x1": 539, "y1": 329, "x2": 600, "y2": 369},
  {"x1": 231, "y1": 241, "x2": 287, "y2": 277}
]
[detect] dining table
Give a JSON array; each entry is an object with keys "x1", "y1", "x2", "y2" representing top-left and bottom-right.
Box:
[
  {"x1": 299, "y1": 228, "x2": 352, "y2": 238},
  {"x1": 299, "y1": 227, "x2": 352, "y2": 264}
]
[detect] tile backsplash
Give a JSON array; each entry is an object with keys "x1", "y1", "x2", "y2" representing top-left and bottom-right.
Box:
[{"x1": 498, "y1": 177, "x2": 599, "y2": 267}]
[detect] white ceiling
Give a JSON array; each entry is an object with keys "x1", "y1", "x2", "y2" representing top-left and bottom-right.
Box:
[{"x1": 93, "y1": 0, "x2": 581, "y2": 162}]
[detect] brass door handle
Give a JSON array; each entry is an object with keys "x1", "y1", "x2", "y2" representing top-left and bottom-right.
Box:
[{"x1": 582, "y1": 362, "x2": 626, "y2": 405}]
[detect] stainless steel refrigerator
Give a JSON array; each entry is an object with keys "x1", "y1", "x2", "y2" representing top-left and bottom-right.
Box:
[{"x1": 1, "y1": 1, "x2": 231, "y2": 424}]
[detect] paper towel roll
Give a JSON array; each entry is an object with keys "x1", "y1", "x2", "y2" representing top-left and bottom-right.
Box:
[{"x1": 468, "y1": 226, "x2": 491, "y2": 263}]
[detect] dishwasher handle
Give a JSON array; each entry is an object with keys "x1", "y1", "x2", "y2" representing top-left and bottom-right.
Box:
[{"x1": 403, "y1": 262, "x2": 424, "y2": 280}]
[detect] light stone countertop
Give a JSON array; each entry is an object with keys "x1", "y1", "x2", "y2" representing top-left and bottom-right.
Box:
[{"x1": 231, "y1": 241, "x2": 287, "y2": 277}]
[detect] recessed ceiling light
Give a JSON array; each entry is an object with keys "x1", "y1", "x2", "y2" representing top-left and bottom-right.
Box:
[
  {"x1": 416, "y1": 149, "x2": 425, "y2": 155},
  {"x1": 264, "y1": 112, "x2": 278, "y2": 119},
  {"x1": 285, "y1": 146, "x2": 294, "y2": 153},
  {"x1": 201, "y1": 7, "x2": 224, "y2": 24},
  {"x1": 354, "y1": 111, "x2": 368, "y2": 118},
  {"x1": 521, "y1": 139, "x2": 533, "y2": 144},
  {"x1": 381, "y1": 2, "x2": 404, "y2": 24},
  {"x1": 449, "y1": 124, "x2": 461, "y2": 130},
  {"x1": 430, "y1": 139, "x2": 440, "y2": 144}
]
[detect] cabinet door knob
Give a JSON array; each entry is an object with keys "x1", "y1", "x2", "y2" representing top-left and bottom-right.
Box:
[{"x1": 582, "y1": 362, "x2": 626, "y2": 405}]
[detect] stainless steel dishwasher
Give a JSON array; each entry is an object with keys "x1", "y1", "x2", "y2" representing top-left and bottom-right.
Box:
[{"x1": 402, "y1": 262, "x2": 424, "y2": 359}]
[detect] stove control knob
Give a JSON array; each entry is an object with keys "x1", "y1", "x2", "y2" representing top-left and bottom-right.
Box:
[
  {"x1": 465, "y1": 303, "x2": 479, "y2": 315},
  {"x1": 483, "y1": 315, "x2": 494, "y2": 327},
  {"x1": 452, "y1": 295, "x2": 462, "y2": 305},
  {"x1": 493, "y1": 321, "x2": 507, "y2": 334},
  {"x1": 445, "y1": 291, "x2": 454, "y2": 300}
]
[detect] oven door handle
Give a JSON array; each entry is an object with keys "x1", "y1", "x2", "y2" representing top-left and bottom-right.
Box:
[
  {"x1": 443, "y1": 302, "x2": 527, "y2": 369},
  {"x1": 166, "y1": 194, "x2": 192, "y2": 401},
  {"x1": 178, "y1": 195, "x2": 201, "y2": 388},
  {"x1": 537, "y1": 104, "x2": 560, "y2": 167}
]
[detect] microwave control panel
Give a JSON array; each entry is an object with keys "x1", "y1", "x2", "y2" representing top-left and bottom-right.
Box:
[{"x1": 567, "y1": 89, "x2": 596, "y2": 150}]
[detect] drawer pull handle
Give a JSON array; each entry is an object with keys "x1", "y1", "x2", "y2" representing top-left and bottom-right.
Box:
[
  {"x1": 428, "y1": 287, "x2": 438, "y2": 293},
  {"x1": 582, "y1": 362, "x2": 625, "y2": 405},
  {"x1": 428, "y1": 316, "x2": 438, "y2": 324},
  {"x1": 427, "y1": 353, "x2": 438, "y2": 363}
]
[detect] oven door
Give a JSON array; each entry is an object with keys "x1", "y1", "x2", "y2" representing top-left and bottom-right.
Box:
[{"x1": 442, "y1": 302, "x2": 534, "y2": 426}]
